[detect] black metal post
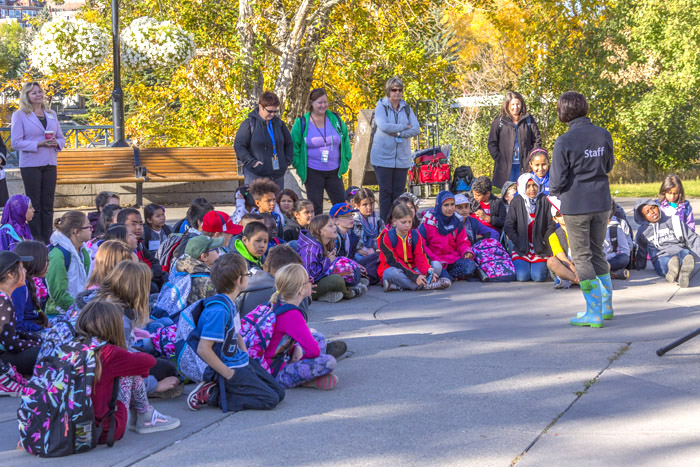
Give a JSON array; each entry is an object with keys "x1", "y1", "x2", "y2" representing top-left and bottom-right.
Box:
[{"x1": 111, "y1": 0, "x2": 127, "y2": 147}]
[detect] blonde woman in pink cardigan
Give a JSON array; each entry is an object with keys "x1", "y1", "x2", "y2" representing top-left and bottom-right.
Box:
[{"x1": 10, "y1": 82, "x2": 65, "y2": 243}]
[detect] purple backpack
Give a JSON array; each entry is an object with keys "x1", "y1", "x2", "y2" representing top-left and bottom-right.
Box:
[{"x1": 472, "y1": 238, "x2": 515, "y2": 282}]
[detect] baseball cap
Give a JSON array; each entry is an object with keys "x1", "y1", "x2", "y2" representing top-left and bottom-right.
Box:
[
  {"x1": 454, "y1": 194, "x2": 469, "y2": 206},
  {"x1": 202, "y1": 211, "x2": 241, "y2": 235},
  {"x1": 0, "y1": 250, "x2": 33, "y2": 276},
  {"x1": 329, "y1": 203, "x2": 359, "y2": 219},
  {"x1": 345, "y1": 186, "x2": 360, "y2": 202},
  {"x1": 185, "y1": 235, "x2": 225, "y2": 259}
]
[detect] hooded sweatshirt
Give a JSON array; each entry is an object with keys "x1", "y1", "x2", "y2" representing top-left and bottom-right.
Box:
[
  {"x1": 46, "y1": 231, "x2": 91, "y2": 315},
  {"x1": 233, "y1": 238, "x2": 263, "y2": 271},
  {"x1": 634, "y1": 199, "x2": 700, "y2": 265}
]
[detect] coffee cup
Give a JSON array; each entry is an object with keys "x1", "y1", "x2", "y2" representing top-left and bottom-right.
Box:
[{"x1": 44, "y1": 130, "x2": 54, "y2": 140}]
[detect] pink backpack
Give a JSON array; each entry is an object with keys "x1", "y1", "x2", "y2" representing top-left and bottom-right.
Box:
[
  {"x1": 241, "y1": 302, "x2": 297, "y2": 375},
  {"x1": 472, "y1": 238, "x2": 516, "y2": 282}
]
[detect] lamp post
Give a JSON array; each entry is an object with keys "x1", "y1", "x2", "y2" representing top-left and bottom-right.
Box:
[{"x1": 110, "y1": 0, "x2": 127, "y2": 147}]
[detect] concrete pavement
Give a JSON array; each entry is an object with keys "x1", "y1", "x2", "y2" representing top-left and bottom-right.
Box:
[{"x1": 1, "y1": 198, "x2": 699, "y2": 466}]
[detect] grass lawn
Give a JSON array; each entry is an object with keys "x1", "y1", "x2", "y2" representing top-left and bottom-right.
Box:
[{"x1": 610, "y1": 180, "x2": 700, "y2": 198}]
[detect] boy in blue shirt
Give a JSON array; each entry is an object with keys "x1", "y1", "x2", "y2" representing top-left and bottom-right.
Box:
[{"x1": 185, "y1": 253, "x2": 285, "y2": 412}]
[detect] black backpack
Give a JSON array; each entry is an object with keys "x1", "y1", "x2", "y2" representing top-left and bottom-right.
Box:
[{"x1": 450, "y1": 165, "x2": 475, "y2": 193}]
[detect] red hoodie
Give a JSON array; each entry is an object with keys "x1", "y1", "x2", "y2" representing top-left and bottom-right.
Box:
[{"x1": 378, "y1": 227, "x2": 431, "y2": 281}]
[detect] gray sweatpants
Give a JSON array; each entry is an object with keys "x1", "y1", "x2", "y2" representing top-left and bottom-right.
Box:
[{"x1": 563, "y1": 210, "x2": 610, "y2": 282}]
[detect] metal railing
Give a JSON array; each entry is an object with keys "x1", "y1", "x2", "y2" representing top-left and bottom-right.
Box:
[{"x1": 0, "y1": 125, "x2": 113, "y2": 166}]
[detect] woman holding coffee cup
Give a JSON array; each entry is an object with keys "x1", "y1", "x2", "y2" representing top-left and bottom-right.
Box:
[{"x1": 10, "y1": 82, "x2": 64, "y2": 243}]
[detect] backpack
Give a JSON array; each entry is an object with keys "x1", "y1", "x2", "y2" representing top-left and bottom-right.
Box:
[
  {"x1": 152, "y1": 324, "x2": 178, "y2": 360},
  {"x1": 174, "y1": 296, "x2": 229, "y2": 383},
  {"x1": 18, "y1": 337, "x2": 120, "y2": 457},
  {"x1": 37, "y1": 300, "x2": 84, "y2": 361},
  {"x1": 152, "y1": 271, "x2": 211, "y2": 321},
  {"x1": 48, "y1": 244, "x2": 71, "y2": 270},
  {"x1": 241, "y1": 302, "x2": 298, "y2": 376},
  {"x1": 472, "y1": 238, "x2": 516, "y2": 282},
  {"x1": 409, "y1": 147, "x2": 450, "y2": 185},
  {"x1": 450, "y1": 165, "x2": 475, "y2": 193},
  {"x1": 298, "y1": 111, "x2": 343, "y2": 137},
  {"x1": 155, "y1": 234, "x2": 184, "y2": 273},
  {"x1": 386, "y1": 228, "x2": 418, "y2": 250}
]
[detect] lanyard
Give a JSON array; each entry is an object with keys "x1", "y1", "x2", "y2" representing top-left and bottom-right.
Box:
[
  {"x1": 311, "y1": 115, "x2": 331, "y2": 150},
  {"x1": 267, "y1": 121, "x2": 277, "y2": 157}
]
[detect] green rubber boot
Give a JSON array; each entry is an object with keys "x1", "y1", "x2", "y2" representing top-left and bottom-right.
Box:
[
  {"x1": 598, "y1": 273, "x2": 614, "y2": 320},
  {"x1": 570, "y1": 279, "x2": 603, "y2": 328}
]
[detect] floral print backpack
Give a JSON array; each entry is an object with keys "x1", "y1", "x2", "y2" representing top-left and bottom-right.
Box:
[{"x1": 472, "y1": 238, "x2": 516, "y2": 282}]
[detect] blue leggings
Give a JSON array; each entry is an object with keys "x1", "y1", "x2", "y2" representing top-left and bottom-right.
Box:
[
  {"x1": 513, "y1": 259, "x2": 549, "y2": 282},
  {"x1": 440, "y1": 258, "x2": 477, "y2": 281},
  {"x1": 275, "y1": 332, "x2": 336, "y2": 389}
]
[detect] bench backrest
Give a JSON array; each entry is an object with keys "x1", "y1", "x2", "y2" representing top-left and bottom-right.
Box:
[
  {"x1": 137, "y1": 147, "x2": 241, "y2": 181},
  {"x1": 57, "y1": 147, "x2": 141, "y2": 183}
]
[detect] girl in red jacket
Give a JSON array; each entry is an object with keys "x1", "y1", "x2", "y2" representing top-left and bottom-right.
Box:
[
  {"x1": 75, "y1": 300, "x2": 179, "y2": 444},
  {"x1": 378, "y1": 204, "x2": 451, "y2": 292},
  {"x1": 419, "y1": 191, "x2": 477, "y2": 281}
]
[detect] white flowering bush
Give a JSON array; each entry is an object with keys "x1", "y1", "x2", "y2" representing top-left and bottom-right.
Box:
[
  {"x1": 121, "y1": 17, "x2": 196, "y2": 70},
  {"x1": 29, "y1": 18, "x2": 110, "y2": 74}
]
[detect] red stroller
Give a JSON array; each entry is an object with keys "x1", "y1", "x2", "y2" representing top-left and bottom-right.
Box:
[{"x1": 408, "y1": 99, "x2": 450, "y2": 197}]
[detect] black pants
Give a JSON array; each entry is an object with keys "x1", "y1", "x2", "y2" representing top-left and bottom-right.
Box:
[
  {"x1": 374, "y1": 166, "x2": 408, "y2": 222},
  {"x1": 149, "y1": 357, "x2": 177, "y2": 380},
  {"x1": 0, "y1": 178, "x2": 9, "y2": 208},
  {"x1": 208, "y1": 359, "x2": 285, "y2": 412},
  {"x1": 243, "y1": 166, "x2": 285, "y2": 191},
  {"x1": 0, "y1": 347, "x2": 39, "y2": 376},
  {"x1": 20, "y1": 165, "x2": 57, "y2": 243},
  {"x1": 305, "y1": 167, "x2": 346, "y2": 215}
]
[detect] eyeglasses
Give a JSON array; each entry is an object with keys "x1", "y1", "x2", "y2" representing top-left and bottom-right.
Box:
[
  {"x1": 264, "y1": 108, "x2": 280, "y2": 114},
  {"x1": 80, "y1": 225, "x2": 91, "y2": 230},
  {"x1": 391, "y1": 88, "x2": 403, "y2": 92},
  {"x1": 243, "y1": 271, "x2": 253, "y2": 277}
]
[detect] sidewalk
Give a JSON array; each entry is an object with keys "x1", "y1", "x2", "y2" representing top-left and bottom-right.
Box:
[{"x1": 0, "y1": 198, "x2": 699, "y2": 466}]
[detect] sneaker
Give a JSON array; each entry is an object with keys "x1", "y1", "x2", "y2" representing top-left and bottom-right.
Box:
[
  {"x1": 350, "y1": 284, "x2": 368, "y2": 297},
  {"x1": 325, "y1": 341, "x2": 347, "y2": 358},
  {"x1": 679, "y1": 254, "x2": 695, "y2": 288},
  {"x1": 382, "y1": 279, "x2": 402, "y2": 292},
  {"x1": 302, "y1": 373, "x2": 338, "y2": 390},
  {"x1": 187, "y1": 381, "x2": 216, "y2": 411},
  {"x1": 0, "y1": 374, "x2": 23, "y2": 397},
  {"x1": 666, "y1": 256, "x2": 680, "y2": 283},
  {"x1": 317, "y1": 291, "x2": 344, "y2": 303},
  {"x1": 131, "y1": 407, "x2": 180, "y2": 434},
  {"x1": 553, "y1": 277, "x2": 572, "y2": 289},
  {"x1": 150, "y1": 382, "x2": 185, "y2": 399},
  {"x1": 438, "y1": 277, "x2": 452, "y2": 289},
  {"x1": 359, "y1": 278, "x2": 370, "y2": 287}
]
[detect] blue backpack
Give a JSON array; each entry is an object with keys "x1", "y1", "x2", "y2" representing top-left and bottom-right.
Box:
[{"x1": 152, "y1": 271, "x2": 210, "y2": 321}]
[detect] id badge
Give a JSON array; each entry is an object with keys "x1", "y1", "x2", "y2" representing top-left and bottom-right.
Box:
[
  {"x1": 272, "y1": 157, "x2": 279, "y2": 170},
  {"x1": 321, "y1": 149, "x2": 329, "y2": 163}
]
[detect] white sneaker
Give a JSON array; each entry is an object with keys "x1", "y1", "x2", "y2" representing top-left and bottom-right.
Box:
[{"x1": 131, "y1": 406, "x2": 180, "y2": 434}]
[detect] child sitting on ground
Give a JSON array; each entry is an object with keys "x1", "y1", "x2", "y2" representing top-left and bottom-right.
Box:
[
  {"x1": 88, "y1": 191, "x2": 120, "y2": 235},
  {"x1": 0, "y1": 195, "x2": 34, "y2": 251},
  {"x1": 470, "y1": 176, "x2": 507, "y2": 233},
  {"x1": 298, "y1": 215, "x2": 366, "y2": 303},
  {"x1": 183, "y1": 253, "x2": 285, "y2": 412},
  {"x1": 243, "y1": 264, "x2": 342, "y2": 390},
  {"x1": 331, "y1": 202, "x2": 376, "y2": 284},
  {"x1": 528, "y1": 148, "x2": 550, "y2": 195},
  {"x1": 283, "y1": 199, "x2": 314, "y2": 243},
  {"x1": 250, "y1": 178, "x2": 284, "y2": 236},
  {"x1": 276, "y1": 189, "x2": 299, "y2": 224},
  {"x1": 11, "y1": 241, "x2": 49, "y2": 333},
  {"x1": 504, "y1": 173, "x2": 554, "y2": 282},
  {"x1": 605, "y1": 200, "x2": 632, "y2": 280},
  {"x1": 501, "y1": 181, "x2": 517, "y2": 214},
  {"x1": 345, "y1": 186, "x2": 360, "y2": 204},
  {"x1": 143, "y1": 204, "x2": 171, "y2": 253},
  {"x1": 546, "y1": 196, "x2": 579, "y2": 288},
  {"x1": 76, "y1": 300, "x2": 177, "y2": 445},
  {"x1": 634, "y1": 199, "x2": 700, "y2": 288},
  {"x1": 659, "y1": 174, "x2": 695, "y2": 231},
  {"x1": 379, "y1": 204, "x2": 450, "y2": 291},
  {"x1": 201, "y1": 210, "x2": 240, "y2": 252},
  {"x1": 117, "y1": 208, "x2": 164, "y2": 292},
  {"x1": 352, "y1": 188, "x2": 384, "y2": 261},
  {"x1": 174, "y1": 235, "x2": 222, "y2": 307},
  {"x1": 454, "y1": 194, "x2": 499, "y2": 244},
  {"x1": 232, "y1": 221, "x2": 268, "y2": 271},
  {"x1": 419, "y1": 191, "x2": 476, "y2": 282},
  {"x1": 262, "y1": 213, "x2": 284, "y2": 253},
  {"x1": 173, "y1": 197, "x2": 214, "y2": 234},
  {"x1": 231, "y1": 185, "x2": 256, "y2": 225}
]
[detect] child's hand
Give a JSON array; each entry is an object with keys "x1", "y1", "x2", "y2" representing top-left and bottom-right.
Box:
[
  {"x1": 133, "y1": 327, "x2": 151, "y2": 339},
  {"x1": 417, "y1": 274, "x2": 428, "y2": 287},
  {"x1": 464, "y1": 252, "x2": 474, "y2": 260},
  {"x1": 431, "y1": 273, "x2": 439, "y2": 283}
]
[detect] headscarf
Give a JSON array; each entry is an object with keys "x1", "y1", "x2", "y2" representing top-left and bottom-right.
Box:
[
  {"x1": 434, "y1": 190, "x2": 462, "y2": 236},
  {"x1": 517, "y1": 173, "x2": 539, "y2": 215},
  {"x1": 1, "y1": 195, "x2": 33, "y2": 240}
]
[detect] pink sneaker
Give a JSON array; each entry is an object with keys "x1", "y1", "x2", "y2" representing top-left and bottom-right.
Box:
[{"x1": 0, "y1": 374, "x2": 24, "y2": 397}]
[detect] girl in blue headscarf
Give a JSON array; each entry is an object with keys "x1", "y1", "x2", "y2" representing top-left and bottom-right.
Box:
[{"x1": 418, "y1": 190, "x2": 477, "y2": 282}]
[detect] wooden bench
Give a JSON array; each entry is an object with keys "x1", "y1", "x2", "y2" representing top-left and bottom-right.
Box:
[{"x1": 137, "y1": 147, "x2": 242, "y2": 182}]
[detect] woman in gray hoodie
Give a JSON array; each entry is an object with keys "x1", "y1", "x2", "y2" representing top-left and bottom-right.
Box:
[{"x1": 370, "y1": 77, "x2": 420, "y2": 222}]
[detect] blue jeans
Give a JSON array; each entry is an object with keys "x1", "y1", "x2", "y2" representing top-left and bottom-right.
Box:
[
  {"x1": 653, "y1": 249, "x2": 691, "y2": 277},
  {"x1": 383, "y1": 261, "x2": 443, "y2": 290},
  {"x1": 608, "y1": 253, "x2": 629, "y2": 271},
  {"x1": 446, "y1": 258, "x2": 477, "y2": 280},
  {"x1": 508, "y1": 162, "x2": 521, "y2": 183},
  {"x1": 513, "y1": 259, "x2": 548, "y2": 282}
]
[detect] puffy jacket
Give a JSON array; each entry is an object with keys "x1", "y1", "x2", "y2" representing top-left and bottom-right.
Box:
[
  {"x1": 297, "y1": 230, "x2": 332, "y2": 282},
  {"x1": 291, "y1": 111, "x2": 352, "y2": 183},
  {"x1": 659, "y1": 199, "x2": 696, "y2": 232},
  {"x1": 370, "y1": 97, "x2": 420, "y2": 169},
  {"x1": 234, "y1": 109, "x2": 293, "y2": 180},
  {"x1": 418, "y1": 210, "x2": 473, "y2": 265},
  {"x1": 487, "y1": 114, "x2": 541, "y2": 188},
  {"x1": 377, "y1": 227, "x2": 431, "y2": 281},
  {"x1": 634, "y1": 199, "x2": 700, "y2": 266}
]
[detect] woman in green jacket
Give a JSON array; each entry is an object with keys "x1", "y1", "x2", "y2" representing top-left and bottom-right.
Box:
[{"x1": 291, "y1": 88, "x2": 352, "y2": 215}]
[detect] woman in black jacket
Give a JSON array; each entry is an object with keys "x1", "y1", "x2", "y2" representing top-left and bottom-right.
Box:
[
  {"x1": 504, "y1": 173, "x2": 555, "y2": 282},
  {"x1": 234, "y1": 91, "x2": 293, "y2": 190},
  {"x1": 487, "y1": 91, "x2": 542, "y2": 189}
]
